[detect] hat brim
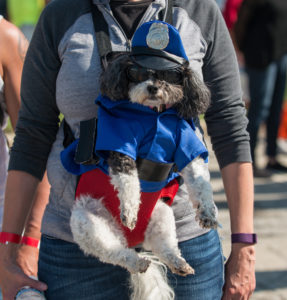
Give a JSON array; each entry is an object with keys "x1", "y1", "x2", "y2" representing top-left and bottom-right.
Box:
[
  {"x1": 131, "y1": 46, "x2": 187, "y2": 70},
  {"x1": 131, "y1": 55, "x2": 181, "y2": 70}
]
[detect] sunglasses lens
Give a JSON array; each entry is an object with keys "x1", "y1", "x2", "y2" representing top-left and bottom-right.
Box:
[
  {"x1": 127, "y1": 66, "x2": 153, "y2": 82},
  {"x1": 158, "y1": 70, "x2": 182, "y2": 84},
  {"x1": 127, "y1": 66, "x2": 139, "y2": 82},
  {"x1": 127, "y1": 66, "x2": 182, "y2": 84}
]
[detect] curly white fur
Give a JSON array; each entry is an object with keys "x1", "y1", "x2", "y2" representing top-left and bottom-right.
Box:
[
  {"x1": 143, "y1": 201, "x2": 194, "y2": 276},
  {"x1": 71, "y1": 194, "x2": 198, "y2": 299},
  {"x1": 129, "y1": 252, "x2": 175, "y2": 300},
  {"x1": 181, "y1": 157, "x2": 218, "y2": 229},
  {"x1": 109, "y1": 168, "x2": 141, "y2": 230},
  {"x1": 71, "y1": 195, "x2": 151, "y2": 273}
]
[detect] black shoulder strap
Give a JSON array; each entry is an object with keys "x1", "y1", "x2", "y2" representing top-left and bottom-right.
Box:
[
  {"x1": 90, "y1": 3, "x2": 113, "y2": 69},
  {"x1": 159, "y1": 0, "x2": 173, "y2": 24},
  {"x1": 63, "y1": 119, "x2": 75, "y2": 148},
  {"x1": 90, "y1": 0, "x2": 173, "y2": 68},
  {"x1": 74, "y1": 118, "x2": 99, "y2": 165}
]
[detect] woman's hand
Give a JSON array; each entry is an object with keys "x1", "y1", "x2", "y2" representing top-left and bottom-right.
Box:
[
  {"x1": 16, "y1": 244, "x2": 40, "y2": 277},
  {"x1": 222, "y1": 244, "x2": 256, "y2": 300},
  {"x1": 0, "y1": 243, "x2": 47, "y2": 300}
]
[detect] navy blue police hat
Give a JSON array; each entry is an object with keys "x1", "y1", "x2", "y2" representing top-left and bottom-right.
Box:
[{"x1": 131, "y1": 20, "x2": 189, "y2": 70}]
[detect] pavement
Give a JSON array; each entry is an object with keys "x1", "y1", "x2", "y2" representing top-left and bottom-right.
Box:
[{"x1": 205, "y1": 123, "x2": 287, "y2": 300}]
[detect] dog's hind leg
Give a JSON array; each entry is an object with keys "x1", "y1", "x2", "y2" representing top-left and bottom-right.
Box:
[
  {"x1": 70, "y1": 195, "x2": 151, "y2": 273},
  {"x1": 181, "y1": 157, "x2": 218, "y2": 229},
  {"x1": 143, "y1": 201, "x2": 194, "y2": 276}
]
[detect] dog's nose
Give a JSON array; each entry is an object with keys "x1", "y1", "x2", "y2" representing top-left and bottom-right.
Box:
[{"x1": 147, "y1": 85, "x2": 158, "y2": 95}]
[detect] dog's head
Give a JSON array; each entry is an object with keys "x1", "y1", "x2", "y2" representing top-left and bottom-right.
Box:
[{"x1": 100, "y1": 21, "x2": 210, "y2": 119}]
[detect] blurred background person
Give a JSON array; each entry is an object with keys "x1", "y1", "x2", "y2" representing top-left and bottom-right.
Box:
[
  {"x1": 223, "y1": 0, "x2": 242, "y2": 30},
  {"x1": 0, "y1": 15, "x2": 50, "y2": 300},
  {"x1": 224, "y1": 0, "x2": 287, "y2": 177},
  {"x1": 6, "y1": 0, "x2": 45, "y2": 41},
  {"x1": 222, "y1": 0, "x2": 250, "y2": 105},
  {"x1": 277, "y1": 98, "x2": 287, "y2": 155},
  {"x1": 0, "y1": 15, "x2": 25, "y2": 226},
  {"x1": 0, "y1": 0, "x2": 7, "y2": 18}
]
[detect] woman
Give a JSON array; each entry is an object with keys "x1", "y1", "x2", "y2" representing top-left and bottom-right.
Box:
[
  {"x1": 0, "y1": 0, "x2": 256, "y2": 299},
  {"x1": 0, "y1": 16, "x2": 50, "y2": 300},
  {"x1": 0, "y1": 16, "x2": 25, "y2": 232}
]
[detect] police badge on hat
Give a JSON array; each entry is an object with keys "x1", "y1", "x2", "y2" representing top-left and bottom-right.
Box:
[
  {"x1": 131, "y1": 20, "x2": 188, "y2": 70},
  {"x1": 146, "y1": 22, "x2": 169, "y2": 50}
]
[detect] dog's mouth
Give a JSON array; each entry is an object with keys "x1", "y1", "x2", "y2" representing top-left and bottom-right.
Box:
[
  {"x1": 140, "y1": 97, "x2": 171, "y2": 112},
  {"x1": 149, "y1": 104, "x2": 168, "y2": 112}
]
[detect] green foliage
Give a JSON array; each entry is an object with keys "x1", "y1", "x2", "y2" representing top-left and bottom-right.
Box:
[{"x1": 4, "y1": 118, "x2": 13, "y2": 134}]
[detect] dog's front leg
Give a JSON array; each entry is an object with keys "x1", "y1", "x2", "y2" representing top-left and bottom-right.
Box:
[
  {"x1": 108, "y1": 151, "x2": 141, "y2": 230},
  {"x1": 181, "y1": 157, "x2": 218, "y2": 229}
]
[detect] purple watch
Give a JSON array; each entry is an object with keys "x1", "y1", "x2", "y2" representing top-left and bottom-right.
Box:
[{"x1": 231, "y1": 233, "x2": 257, "y2": 244}]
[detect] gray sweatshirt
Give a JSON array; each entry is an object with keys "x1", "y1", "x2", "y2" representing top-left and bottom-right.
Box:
[{"x1": 9, "y1": 0, "x2": 251, "y2": 243}]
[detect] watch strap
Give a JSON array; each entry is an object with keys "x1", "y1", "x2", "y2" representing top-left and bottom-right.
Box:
[{"x1": 231, "y1": 233, "x2": 257, "y2": 244}]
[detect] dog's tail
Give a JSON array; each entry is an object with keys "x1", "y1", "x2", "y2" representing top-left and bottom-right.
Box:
[{"x1": 129, "y1": 252, "x2": 175, "y2": 300}]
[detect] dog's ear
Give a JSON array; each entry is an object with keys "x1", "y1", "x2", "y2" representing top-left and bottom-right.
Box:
[
  {"x1": 175, "y1": 65, "x2": 210, "y2": 119},
  {"x1": 100, "y1": 55, "x2": 132, "y2": 100}
]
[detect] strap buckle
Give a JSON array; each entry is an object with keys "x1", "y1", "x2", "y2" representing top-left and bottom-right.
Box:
[{"x1": 74, "y1": 118, "x2": 100, "y2": 165}]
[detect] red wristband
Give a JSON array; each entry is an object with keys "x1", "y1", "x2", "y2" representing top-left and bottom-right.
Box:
[
  {"x1": 20, "y1": 236, "x2": 40, "y2": 248},
  {"x1": 0, "y1": 232, "x2": 22, "y2": 244},
  {"x1": 231, "y1": 233, "x2": 257, "y2": 244}
]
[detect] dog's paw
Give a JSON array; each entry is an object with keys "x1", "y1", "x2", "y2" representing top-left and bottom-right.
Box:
[
  {"x1": 130, "y1": 257, "x2": 151, "y2": 273},
  {"x1": 199, "y1": 217, "x2": 218, "y2": 229},
  {"x1": 196, "y1": 204, "x2": 218, "y2": 229},
  {"x1": 119, "y1": 192, "x2": 141, "y2": 230},
  {"x1": 120, "y1": 213, "x2": 137, "y2": 230},
  {"x1": 169, "y1": 257, "x2": 195, "y2": 277}
]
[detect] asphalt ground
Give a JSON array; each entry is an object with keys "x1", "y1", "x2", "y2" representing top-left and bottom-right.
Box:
[{"x1": 205, "y1": 122, "x2": 287, "y2": 300}]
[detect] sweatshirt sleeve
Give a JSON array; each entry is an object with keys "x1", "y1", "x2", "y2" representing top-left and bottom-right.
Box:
[
  {"x1": 8, "y1": 5, "x2": 61, "y2": 180},
  {"x1": 187, "y1": 0, "x2": 251, "y2": 169}
]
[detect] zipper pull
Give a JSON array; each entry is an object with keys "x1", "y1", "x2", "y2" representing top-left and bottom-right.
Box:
[{"x1": 127, "y1": 39, "x2": 131, "y2": 51}]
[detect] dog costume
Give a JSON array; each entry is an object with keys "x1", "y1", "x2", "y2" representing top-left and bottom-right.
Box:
[
  {"x1": 61, "y1": 95, "x2": 208, "y2": 246},
  {"x1": 61, "y1": 20, "x2": 208, "y2": 247}
]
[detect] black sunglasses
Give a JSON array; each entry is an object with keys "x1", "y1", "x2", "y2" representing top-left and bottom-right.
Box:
[{"x1": 127, "y1": 65, "x2": 183, "y2": 85}]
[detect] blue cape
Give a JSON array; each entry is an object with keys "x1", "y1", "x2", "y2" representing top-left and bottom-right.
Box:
[{"x1": 61, "y1": 95, "x2": 208, "y2": 192}]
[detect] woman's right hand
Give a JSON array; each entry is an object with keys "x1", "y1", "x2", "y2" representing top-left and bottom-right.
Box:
[{"x1": 0, "y1": 243, "x2": 47, "y2": 300}]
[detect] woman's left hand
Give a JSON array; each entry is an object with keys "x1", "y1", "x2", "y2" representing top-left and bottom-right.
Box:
[
  {"x1": 222, "y1": 243, "x2": 256, "y2": 300},
  {"x1": 16, "y1": 244, "x2": 40, "y2": 277}
]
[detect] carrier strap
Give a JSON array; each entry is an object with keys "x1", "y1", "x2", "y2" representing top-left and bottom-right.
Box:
[
  {"x1": 90, "y1": 3, "x2": 113, "y2": 69},
  {"x1": 136, "y1": 158, "x2": 176, "y2": 182},
  {"x1": 90, "y1": 0, "x2": 173, "y2": 68},
  {"x1": 74, "y1": 118, "x2": 99, "y2": 165}
]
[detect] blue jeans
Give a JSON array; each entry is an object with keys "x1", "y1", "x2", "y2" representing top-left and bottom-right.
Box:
[
  {"x1": 38, "y1": 230, "x2": 224, "y2": 300},
  {"x1": 246, "y1": 55, "x2": 287, "y2": 164}
]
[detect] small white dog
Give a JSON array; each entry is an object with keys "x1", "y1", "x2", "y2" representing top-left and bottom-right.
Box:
[{"x1": 61, "y1": 21, "x2": 218, "y2": 300}]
